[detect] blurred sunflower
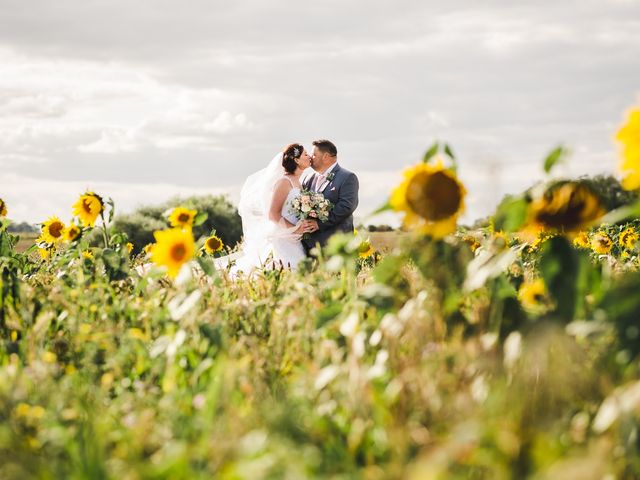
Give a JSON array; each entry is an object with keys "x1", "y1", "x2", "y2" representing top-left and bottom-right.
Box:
[
  {"x1": 72, "y1": 192, "x2": 104, "y2": 227},
  {"x1": 82, "y1": 250, "x2": 94, "y2": 260},
  {"x1": 461, "y1": 234, "x2": 481, "y2": 253},
  {"x1": 126, "y1": 242, "x2": 134, "y2": 253},
  {"x1": 149, "y1": 228, "x2": 195, "y2": 278},
  {"x1": 592, "y1": 231, "x2": 613, "y2": 255},
  {"x1": 203, "y1": 235, "x2": 224, "y2": 254},
  {"x1": 39, "y1": 217, "x2": 65, "y2": 244},
  {"x1": 526, "y1": 182, "x2": 604, "y2": 235},
  {"x1": 169, "y1": 207, "x2": 197, "y2": 229},
  {"x1": 616, "y1": 107, "x2": 640, "y2": 190},
  {"x1": 38, "y1": 248, "x2": 51, "y2": 260},
  {"x1": 390, "y1": 159, "x2": 466, "y2": 238},
  {"x1": 357, "y1": 240, "x2": 375, "y2": 258},
  {"x1": 619, "y1": 226, "x2": 638, "y2": 250},
  {"x1": 573, "y1": 231, "x2": 590, "y2": 249},
  {"x1": 0, "y1": 198, "x2": 7, "y2": 217},
  {"x1": 518, "y1": 278, "x2": 549, "y2": 311},
  {"x1": 143, "y1": 244, "x2": 153, "y2": 255},
  {"x1": 63, "y1": 223, "x2": 81, "y2": 242}
]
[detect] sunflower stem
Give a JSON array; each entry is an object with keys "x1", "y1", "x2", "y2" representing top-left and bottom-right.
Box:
[{"x1": 100, "y1": 212, "x2": 110, "y2": 249}]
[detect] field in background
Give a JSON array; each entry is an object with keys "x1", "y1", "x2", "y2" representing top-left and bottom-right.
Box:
[{"x1": 13, "y1": 231, "x2": 402, "y2": 255}]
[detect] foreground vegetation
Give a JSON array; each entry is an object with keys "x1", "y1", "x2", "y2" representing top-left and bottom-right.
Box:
[{"x1": 0, "y1": 106, "x2": 639, "y2": 478}]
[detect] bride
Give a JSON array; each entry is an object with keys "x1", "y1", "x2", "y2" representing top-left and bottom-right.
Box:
[{"x1": 223, "y1": 143, "x2": 317, "y2": 275}]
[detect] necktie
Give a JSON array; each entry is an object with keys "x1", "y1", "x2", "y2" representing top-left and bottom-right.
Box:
[{"x1": 314, "y1": 174, "x2": 326, "y2": 192}]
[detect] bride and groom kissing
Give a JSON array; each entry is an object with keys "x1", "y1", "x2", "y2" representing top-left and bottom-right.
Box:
[{"x1": 230, "y1": 139, "x2": 359, "y2": 273}]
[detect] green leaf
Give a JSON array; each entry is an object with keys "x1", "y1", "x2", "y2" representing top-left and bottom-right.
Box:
[
  {"x1": 423, "y1": 142, "x2": 439, "y2": 163},
  {"x1": 543, "y1": 145, "x2": 567, "y2": 174},
  {"x1": 370, "y1": 201, "x2": 393, "y2": 216},
  {"x1": 443, "y1": 143, "x2": 455, "y2": 160},
  {"x1": 493, "y1": 196, "x2": 529, "y2": 232},
  {"x1": 193, "y1": 211, "x2": 208, "y2": 227},
  {"x1": 196, "y1": 256, "x2": 216, "y2": 278}
]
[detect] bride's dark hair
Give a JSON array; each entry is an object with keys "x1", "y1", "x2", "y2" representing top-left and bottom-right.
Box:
[{"x1": 282, "y1": 143, "x2": 303, "y2": 174}]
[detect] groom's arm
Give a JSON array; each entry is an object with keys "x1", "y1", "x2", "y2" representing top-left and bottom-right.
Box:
[{"x1": 318, "y1": 173, "x2": 359, "y2": 231}]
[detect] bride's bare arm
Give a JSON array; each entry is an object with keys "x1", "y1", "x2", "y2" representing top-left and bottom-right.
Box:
[{"x1": 268, "y1": 179, "x2": 295, "y2": 227}]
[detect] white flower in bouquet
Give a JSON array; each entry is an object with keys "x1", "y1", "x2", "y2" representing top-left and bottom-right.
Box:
[{"x1": 289, "y1": 189, "x2": 333, "y2": 222}]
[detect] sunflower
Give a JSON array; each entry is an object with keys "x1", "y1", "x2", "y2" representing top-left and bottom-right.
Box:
[
  {"x1": 126, "y1": 242, "x2": 134, "y2": 253},
  {"x1": 39, "y1": 216, "x2": 65, "y2": 244},
  {"x1": 357, "y1": 240, "x2": 375, "y2": 259},
  {"x1": 82, "y1": 250, "x2": 94, "y2": 260},
  {"x1": 168, "y1": 207, "x2": 197, "y2": 229},
  {"x1": 63, "y1": 223, "x2": 81, "y2": 242},
  {"x1": 573, "y1": 231, "x2": 590, "y2": 249},
  {"x1": 72, "y1": 192, "x2": 104, "y2": 227},
  {"x1": 149, "y1": 228, "x2": 195, "y2": 278},
  {"x1": 143, "y1": 244, "x2": 153, "y2": 255},
  {"x1": 0, "y1": 198, "x2": 7, "y2": 217},
  {"x1": 518, "y1": 278, "x2": 549, "y2": 311},
  {"x1": 390, "y1": 159, "x2": 466, "y2": 238},
  {"x1": 38, "y1": 248, "x2": 51, "y2": 260},
  {"x1": 592, "y1": 231, "x2": 613, "y2": 255},
  {"x1": 526, "y1": 181, "x2": 604, "y2": 235},
  {"x1": 203, "y1": 235, "x2": 224, "y2": 254},
  {"x1": 616, "y1": 107, "x2": 640, "y2": 190},
  {"x1": 461, "y1": 234, "x2": 481, "y2": 253},
  {"x1": 619, "y1": 226, "x2": 639, "y2": 250}
]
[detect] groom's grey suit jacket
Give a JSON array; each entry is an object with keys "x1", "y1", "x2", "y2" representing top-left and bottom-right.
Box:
[{"x1": 302, "y1": 163, "x2": 359, "y2": 252}]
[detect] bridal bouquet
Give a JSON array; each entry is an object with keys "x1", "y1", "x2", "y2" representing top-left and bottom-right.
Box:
[{"x1": 289, "y1": 189, "x2": 332, "y2": 222}]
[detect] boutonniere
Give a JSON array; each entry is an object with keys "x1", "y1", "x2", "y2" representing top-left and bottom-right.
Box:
[{"x1": 326, "y1": 172, "x2": 335, "y2": 182}]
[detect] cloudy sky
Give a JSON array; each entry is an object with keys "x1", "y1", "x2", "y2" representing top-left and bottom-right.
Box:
[{"x1": 1, "y1": 0, "x2": 639, "y2": 225}]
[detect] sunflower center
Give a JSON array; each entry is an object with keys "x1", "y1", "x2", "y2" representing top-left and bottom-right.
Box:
[
  {"x1": 170, "y1": 243, "x2": 187, "y2": 262},
  {"x1": 82, "y1": 198, "x2": 94, "y2": 214},
  {"x1": 406, "y1": 171, "x2": 462, "y2": 221},
  {"x1": 178, "y1": 213, "x2": 190, "y2": 223},
  {"x1": 536, "y1": 186, "x2": 601, "y2": 230},
  {"x1": 207, "y1": 238, "x2": 221, "y2": 250},
  {"x1": 49, "y1": 222, "x2": 64, "y2": 238}
]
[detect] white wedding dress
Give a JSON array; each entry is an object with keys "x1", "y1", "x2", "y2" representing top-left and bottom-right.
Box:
[{"x1": 216, "y1": 153, "x2": 306, "y2": 276}]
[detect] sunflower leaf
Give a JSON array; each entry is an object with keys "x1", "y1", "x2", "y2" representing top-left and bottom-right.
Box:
[
  {"x1": 193, "y1": 212, "x2": 208, "y2": 227},
  {"x1": 543, "y1": 145, "x2": 567, "y2": 174},
  {"x1": 423, "y1": 142, "x2": 439, "y2": 163},
  {"x1": 444, "y1": 143, "x2": 455, "y2": 160},
  {"x1": 493, "y1": 195, "x2": 529, "y2": 232},
  {"x1": 371, "y1": 201, "x2": 393, "y2": 216},
  {"x1": 196, "y1": 256, "x2": 216, "y2": 278}
]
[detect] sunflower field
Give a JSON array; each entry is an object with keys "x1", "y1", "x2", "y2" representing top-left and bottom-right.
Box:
[{"x1": 0, "y1": 107, "x2": 640, "y2": 479}]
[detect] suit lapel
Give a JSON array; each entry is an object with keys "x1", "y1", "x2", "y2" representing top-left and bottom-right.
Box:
[{"x1": 319, "y1": 164, "x2": 341, "y2": 193}]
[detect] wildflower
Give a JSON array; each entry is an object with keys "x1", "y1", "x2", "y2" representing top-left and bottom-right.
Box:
[
  {"x1": 357, "y1": 240, "x2": 375, "y2": 258},
  {"x1": 616, "y1": 107, "x2": 640, "y2": 190},
  {"x1": 72, "y1": 192, "x2": 104, "y2": 227},
  {"x1": 63, "y1": 223, "x2": 81, "y2": 242},
  {"x1": 390, "y1": 159, "x2": 466, "y2": 238},
  {"x1": 573, "y1": 231, "x2": 590, "y2": 249},
  {"x1": 518, "y1": 278, "x2": 548, "y2": 311},
  {"x1": 203, "y1": 234, "x2": 224, "y2": 254},
  {"x1": 0, "y1": 198, "x2": 7, "y2": 217},
  {"x1": 168, "y1": 207, "x2": 197, "y2": 229},
  {"x1": 82, "y1": 250, "x2": 94, "y2": 260},
  {"x1": 526, "y1": 181, "x2": 604, "y2": 235},
  {"x1": 126, "y1": 242, "x2": 134, "y2": 253},
  {"x1": 143, "y1": 244, "x2": 153, "y2": 255},
  {"x1": 619, "y1": 226, "x2": 639, "y2": 250},
  {"x1": 39, "y1": 216, "x2": 65, "y2": 244},
  {"x1": 149, "y1": 227, "x2": 195, "y2": 278},
  {"x1": 592, "y1": 231, "x2": 613, "y2": 255}
]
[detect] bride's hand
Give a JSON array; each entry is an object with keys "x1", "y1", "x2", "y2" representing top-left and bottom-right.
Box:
[{"x1": 295, "y1": 220, "x2": 315, "y2": 234}]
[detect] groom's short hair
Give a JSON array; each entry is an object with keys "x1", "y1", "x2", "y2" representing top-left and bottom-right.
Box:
[{"x1": 313, "y1": 139, "x2": 337, "y2": 157}]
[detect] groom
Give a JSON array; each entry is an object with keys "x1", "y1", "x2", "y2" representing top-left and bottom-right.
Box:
[{"x1": 302, "y1": 139, "x2": 359, "y2": 256}]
